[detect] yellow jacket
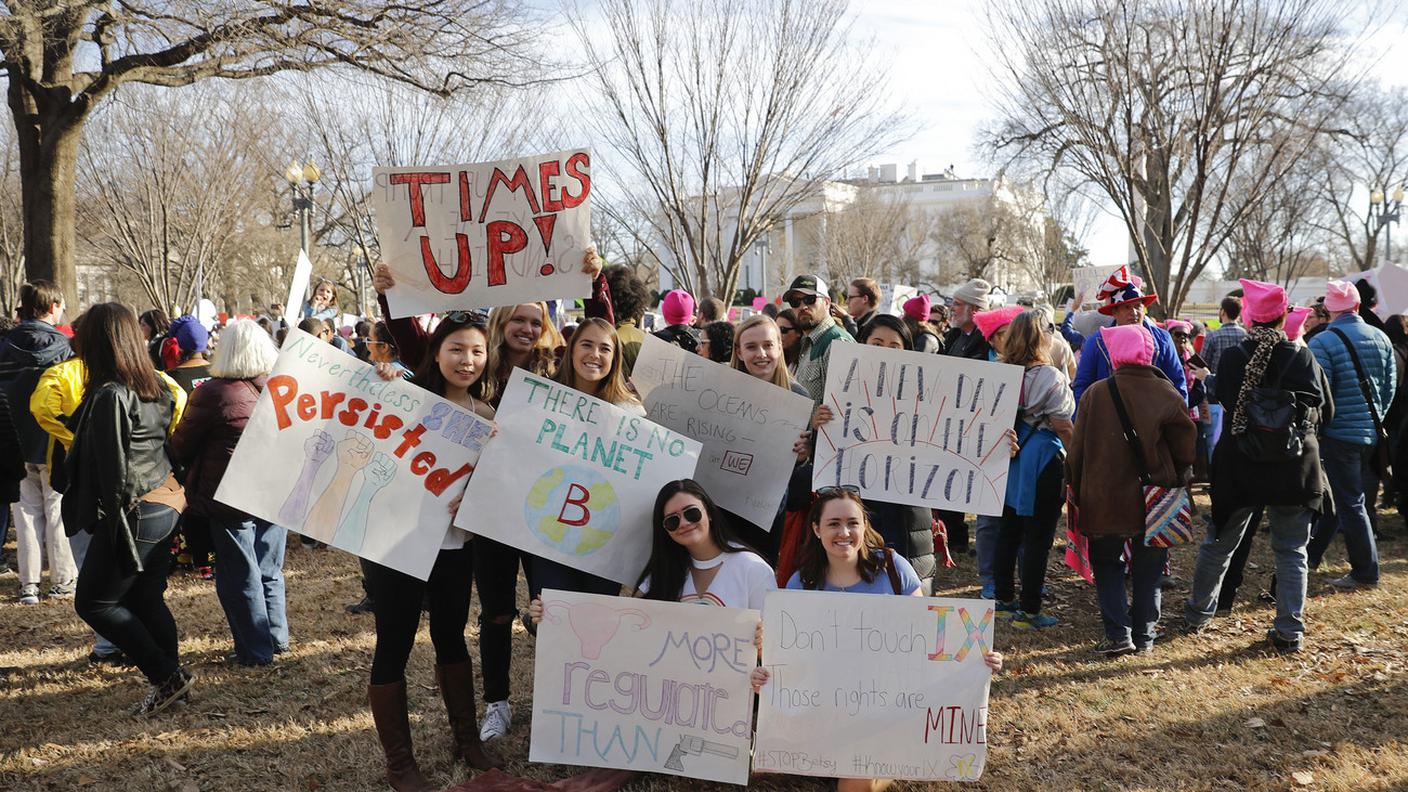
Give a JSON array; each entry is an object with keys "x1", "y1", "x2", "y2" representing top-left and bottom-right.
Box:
[{"x1": 30, "y1": 358, "x2": 188, "y2": 467}]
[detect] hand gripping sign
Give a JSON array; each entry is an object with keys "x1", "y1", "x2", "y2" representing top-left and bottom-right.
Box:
[{"x1": 372, "y1": 149, "x2": 594, "y2": 318}]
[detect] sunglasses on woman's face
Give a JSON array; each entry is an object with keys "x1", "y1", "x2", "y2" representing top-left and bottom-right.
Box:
[
  {"x1": 662, "y1": 505, "x2": 705, "y2": 533},
  {"x1": 778, "y1": 325, "x2": 796, "y2": 335}
]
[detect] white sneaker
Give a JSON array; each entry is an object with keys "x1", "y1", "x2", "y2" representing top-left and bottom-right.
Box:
[
  {"x1": 480, "y1": 700, "x2": 511, "y2": 742},
  {"x1": 18, "y1": 585, "x2": 39, "y2": 605}
]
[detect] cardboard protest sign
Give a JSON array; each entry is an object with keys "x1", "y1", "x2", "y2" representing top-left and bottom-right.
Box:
[
  {"x1": 372, "y1": 149, "x2": 593, "y2": 318},
  {"x1": 812, "y1": 344, "x2": 1022, "y2": 516},
  {"x1": 630, "y1": 335, "x2": 812, "y2": 529},
  {"x1": 215, "y1": 328, "x2": 493, "y2": 580},
  {"x1": 753, "y1": 591, "x2": 995, "y2": 783},
  {"x1": 1071, "y1": 264, "x2": 1125, "y2": 305},
  {"x1": 456, "y1": 369, "x2": 701, "y2": 585},
  {"x1": 530, "y1": 590, "x2": 758, "y2": 785},
  {"x1": 284, "y1": 250, "x2": 313, "y2": 322}
]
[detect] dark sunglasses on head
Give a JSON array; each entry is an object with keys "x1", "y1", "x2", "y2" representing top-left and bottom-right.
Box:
[
  {"x1": 662, "y1": 505, "x2": 705, "y2": 533},
  {"x1": 787, "y1": 294, "x2": 820, "y2": 308},
  {"x1": 442, "y1": 310, "x2": 487, "y2": 327},
  {"x1": 816, "y1": 485, "x2": 861, "y2": 496}
]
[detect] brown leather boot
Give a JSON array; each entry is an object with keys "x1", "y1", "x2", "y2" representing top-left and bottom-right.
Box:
[
  {"x1": 434, "y1": 660, "x2": 503, "y2": 771},
  {"x1": 368, "y1": 681, "x2": 435, "y2": 792}
]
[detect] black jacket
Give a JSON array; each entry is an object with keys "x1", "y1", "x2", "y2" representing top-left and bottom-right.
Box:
[
  {"x1": 0, "y1": 390, "x2": 25, "y2": 503},
  {"x1": 943, "y1": 326, "x2": 990, "y2": 361},
  {"x1": 62, "y1": 382, "x2": 175, "y2": 572},
  {"x1": 0, "y1": 320, "x2": 72, "y2": 464},
  {"x1": 1210, "y1": 339, "x2": 1330, "y2": 527},
  {"x1": 866, "y1": 499, "x2": 936, "y2": 594},
  {"x1": 653, "y1": 324, "x2": 699, "y2": 353}
]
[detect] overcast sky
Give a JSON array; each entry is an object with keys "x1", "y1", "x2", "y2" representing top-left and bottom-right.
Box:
[{"x1": 848, "y1": 0, "x2": 1408, "y2": 267}]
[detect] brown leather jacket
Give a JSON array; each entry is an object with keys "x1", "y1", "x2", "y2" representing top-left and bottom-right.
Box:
[{"x1": 1066, "y1": 365, "x2": 1197, "y2": 539}]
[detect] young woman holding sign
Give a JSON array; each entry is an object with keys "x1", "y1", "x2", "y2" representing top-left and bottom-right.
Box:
[
  {"x1": 363, "y1": 314, "x2": 503, "y2": 790},
  {"x1": 749, "y1": 489, "x2": 1002, "y2": 792}
]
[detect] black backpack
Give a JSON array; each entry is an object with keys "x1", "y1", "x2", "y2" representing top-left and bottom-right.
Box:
[{"x1": 1234, "y1": 349, "x2": 1311, "y2": 462}]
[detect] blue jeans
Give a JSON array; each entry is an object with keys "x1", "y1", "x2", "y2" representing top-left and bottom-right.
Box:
[
  {"x1": 67, "y1": 530, "x2": 120, "y2": 657},
  {"x1": 74, "y1": 503, "x2": 182, "y2": 685},
  {"x1": 210, "y1": 517, "x2": 289, "y2": 664},
  {"x1": 1089, "y1": 536, "x2": 1166, "y2": 648},
  {"x1": 1185, "y1": 505, "x2": 1311, "y2": 638},
  {"x1": 1310, "y1": 437, "x2": 1379, "y2": 584}
]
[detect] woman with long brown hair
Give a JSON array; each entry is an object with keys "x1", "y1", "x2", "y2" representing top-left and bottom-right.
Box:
[{"x1": 65, "y1": 303, "x2": 192, "y2": 716}]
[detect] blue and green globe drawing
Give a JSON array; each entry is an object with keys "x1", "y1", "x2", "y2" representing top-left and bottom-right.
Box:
[{"x1": 524, "y1": 465, "x2": 620, "y2": 556}]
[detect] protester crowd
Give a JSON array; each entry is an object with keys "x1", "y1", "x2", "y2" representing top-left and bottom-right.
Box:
[{"x1": 0, "y1": 256, "x2": 1403, "y2": 792}]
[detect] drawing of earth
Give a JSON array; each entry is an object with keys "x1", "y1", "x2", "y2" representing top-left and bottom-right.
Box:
[{"x1": 524, "y1": 465, "x2": 620, "y2": 556}]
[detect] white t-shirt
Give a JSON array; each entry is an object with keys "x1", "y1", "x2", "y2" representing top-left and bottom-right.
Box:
[{"x1": 640, "y1": 547, "x2": 776, "y2": 610}]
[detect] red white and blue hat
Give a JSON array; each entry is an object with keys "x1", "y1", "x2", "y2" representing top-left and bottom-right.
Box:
[{"x1": 1097, "y1": 266, "x2": 1159, "y2": 316}]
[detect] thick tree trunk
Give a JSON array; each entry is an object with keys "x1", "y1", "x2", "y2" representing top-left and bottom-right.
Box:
[{"x1": 18, "y1": 126, "x2": 82, "y2": 310}]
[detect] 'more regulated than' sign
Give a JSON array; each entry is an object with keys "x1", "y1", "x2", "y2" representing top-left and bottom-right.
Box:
[
  {"x1": 372, "y1": 149, "x2": 593, "y2": 318},
  {"x1": 812, "y1": 344, "x2": 1022, "y2": 516},
  {"x1": 455, "y1": 368, "x2": 702, "y2": 586}
]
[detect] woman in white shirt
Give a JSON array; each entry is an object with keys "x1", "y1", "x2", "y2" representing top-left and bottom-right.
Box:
[{"x1": 636, "y1": 479, "x2": 776, "y2": 609}]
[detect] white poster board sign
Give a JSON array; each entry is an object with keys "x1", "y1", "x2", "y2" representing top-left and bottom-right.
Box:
[
  {"x1": 215, "y1": 328, "x2": 493, "y2": 580},
  {"x1": 754, "y1": 591, "x2": 995, "y2": 782},
  {"x1": 812, "y1": 345, "x2": 1022, "y2": 516},
  {"x1": 372, "y1": 149, "x2": 593, "y2": 318},
  {"x1": 878, "y1": 283, "x2": 919, "y2": 316},
  {"x1": 530, "y1": 590, "x2": 758, "y2": 785},
  {"x1": 1366, "y1": 264, "x2": 1408, "y2": 317},
  {"x1": 284, "y1": 249, "x2": 313, "y2": 322},
  {"x1": 1071, "y1": 264, "x2": 1125, "y2": 305},
  {"x1": 456, "y1": 369, "x2": 701, "y2": 585},
  {"x1": 630, "y1": 334, "x2": 812, "y2": 529}
]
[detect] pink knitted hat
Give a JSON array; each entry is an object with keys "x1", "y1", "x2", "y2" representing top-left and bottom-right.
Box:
[
  {"x1": 902, "y1": 294, "x2": 932, "y2": 322},
  {"x1": 1324, "y1": 280, "x2": 1360, "y2": 313},
  {"x1": 1164, "y1": 319, "x2": 1193, "y2": 336},
  {"x1": 661, "y1": 289, "x2": 696, "y2": 325},
  {"x1": 1099, "y1": 323, "x2": 1155, "y2": 368},
  {"x1": 1285, "y1": 306, "x2": 1313, "y2": 341},
  {"x1": 972, "y1": 305, "x2": 1024, "y2": 340},
  {"x1": 1240, "y1": 278, "x2": 1289, "y2": 324}
]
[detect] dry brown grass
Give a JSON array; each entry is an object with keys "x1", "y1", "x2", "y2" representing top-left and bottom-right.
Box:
[{"x1": 2, "y1": 500, "x2": 1405, "y2": 792}]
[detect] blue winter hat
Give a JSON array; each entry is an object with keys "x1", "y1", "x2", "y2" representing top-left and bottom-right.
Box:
[{"x1": 170, "y1": 315, "x2": 209, "y2": 353}]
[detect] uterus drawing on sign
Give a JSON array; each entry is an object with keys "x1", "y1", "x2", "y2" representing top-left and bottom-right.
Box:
[
  {"x1": 332, "y1": 451, "x2": 397, "y2": 554},
  {"x1": 278, "y1": 430, "x2": 335, "y2": 528},
  {"x1": 301, "y1": 430, "x2": 375, "y2": 542},
  {"x1": 540, "y1": 599, "x2": 650, "y2": 660}
]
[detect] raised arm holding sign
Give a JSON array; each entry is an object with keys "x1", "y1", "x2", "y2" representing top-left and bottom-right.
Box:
[{"x1": 372, "y1": 149, "x2": 594, "y2": 318}]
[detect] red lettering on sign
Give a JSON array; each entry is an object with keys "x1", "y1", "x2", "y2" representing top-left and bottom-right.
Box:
[
  {"x1": 561, "y1": 152, "x2": 591, "y2": 209},
  {"x1": 389, "y1": 172, "x2": 451, "y2": 227},
  {"x1": 420, "y1": 234, "x2": 472, "y2": 294},
  {"x1": 557, "y1": 482, "x2": 591, "y2": 526},
  {"x1": 485, "y1": 220, "x2": 526, "y2": 287}
]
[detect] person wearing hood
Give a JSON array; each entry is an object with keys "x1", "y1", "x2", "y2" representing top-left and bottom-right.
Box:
[
  {"x1": 1067, "y1": 323, "x2": 1196, "y2": 657},
  {"x1": 652, "y1": 289, "x2": 700, "y2": 353},
  {"x1": 1182, "y1": 280, "x2": 1328, "y2": 653},
  {"x1": 1071, "y1": 267, "x2": 1188, "y2": 409},
  {"x1": 0, "y1": 280, "x2": 76, "y2": 605}
]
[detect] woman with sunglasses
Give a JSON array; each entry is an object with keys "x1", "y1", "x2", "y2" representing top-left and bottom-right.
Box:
[
  {"x1": 774, "y1": 308, "x2": 802, "y2": 372},
  {"x1": 749, "y1": 489, "x2": 1001, "y2": 792}
]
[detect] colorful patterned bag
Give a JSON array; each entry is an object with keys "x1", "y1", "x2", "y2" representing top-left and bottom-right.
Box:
[{"x1": 1107, "y1": 375, "x2": 1196, "y2": 547}]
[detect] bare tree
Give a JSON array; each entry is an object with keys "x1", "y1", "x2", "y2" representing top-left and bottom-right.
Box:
[
  {"x1": 0, "y1": 120, "x2": 24, "y2": 313},
  {"x1": 296, "y1": 74, "x2": 555, "y2": 315},
  {"x1": 574, "y1": 0, "x2": 913, "y2": 301},
  {"x1": 930, "y1": 196, "x2": 1033, "y2": 287},
  {"x1": 1, "y1": 1, "x2": 549, "y2": 307},
  {"x1": 984, "y1": 0, "x2": 1370, "y2": 316},
  {"x1": 1311, "y1": 84, "x2": 1408, "y2": 271},
  {"x1": 1225, "y1": 140, "x2": 1334, "y2": 286},
  {"x1": 77, "y1": 84, "x2": 283, "y2": 313},
  {"x1": 820, "y1": 189, "x2": 934, "y2": 286}
]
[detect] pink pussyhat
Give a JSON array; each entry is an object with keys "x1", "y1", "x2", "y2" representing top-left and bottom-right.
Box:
[
  {"x1": 903, "y1": 294, "x2": 932, "y2": 322},
  {"x1": 1165, "y1": 319, "x2": 1193, "y2": 336},
  {"x1": 1285, "y1": 306, "x2": 1313, "y2": 341},
  {"x1": 1324, "y1": 280, "x2": 1360, "y2": 313},
  {"x1": 972, "y1": 305, "x2": 1024, "y2": 340},
  {"x1": 1240, "y1": 278, "x2": 1288, "y2": 324},
  {"x1": 1099, "y1": 323, "x2": 1155, "y2": 369}
]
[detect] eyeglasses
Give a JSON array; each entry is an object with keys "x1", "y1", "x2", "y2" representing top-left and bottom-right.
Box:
[
  {"x1": 786, "y1": 294, "x2": 820, "y2": 308},
  {"x1": 662, "y1": 506, "x2": 705, "y2": 533}
]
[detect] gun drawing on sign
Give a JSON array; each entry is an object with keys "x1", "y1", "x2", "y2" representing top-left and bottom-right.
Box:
[{"x1": 663, "y1": 735, "x2": 739, "y2": 772}]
